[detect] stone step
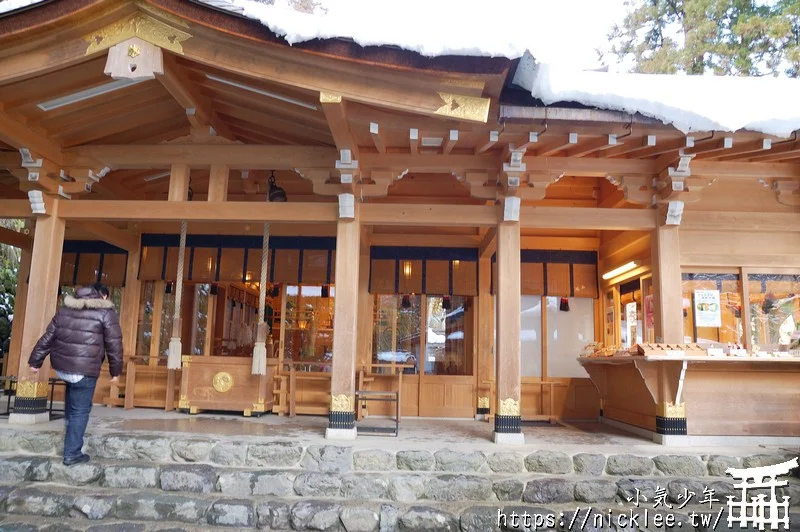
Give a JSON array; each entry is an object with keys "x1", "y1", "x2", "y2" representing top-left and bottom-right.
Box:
[
  {"x1": 1, "y1": 428, "x2": 797, "y2": 479},
  {"x1": 1, "y1": 483, "x2": 799, "y2": 531},
  {"x1": 1, "y1": 453, "x2": 798, "y2": 507}
]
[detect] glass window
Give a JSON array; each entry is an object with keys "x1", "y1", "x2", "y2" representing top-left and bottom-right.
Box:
[
  {"x1": 681, "y1": 273, "x2": 742, "y2": 347},
  {"x1": 372, "y1": 294, "x2": 421, "y2": 374},
  {"x1": 546, "y1": 297, "x2": 594, "y2": 378},
  {"x1": 159, "y1": 289, "x2": 175, "y2": 364},
  {"x1": 425, "y1": 296, "x2": 473, "y2": 376},
  {"x1": 748, "y1": 274, "x2": 800, "y2": 353},
  {"x1": 191, "y1": 284, "x2": 210, "y2": 356},
  {"x1": 284, "y1": 285, "x2": 335, "y2": 367},
  {"x1": 521, "y1": 295, "x2": 542, "y2": 377}
]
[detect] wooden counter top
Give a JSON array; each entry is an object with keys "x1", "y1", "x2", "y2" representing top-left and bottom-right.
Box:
[{"x1": 578, "y1": 355, "x2": 800, "y2": 364}]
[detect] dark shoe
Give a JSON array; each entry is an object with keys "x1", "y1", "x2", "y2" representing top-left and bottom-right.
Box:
[{"x1": 63, "y1": 453, "x2": 90, "y2": 466}]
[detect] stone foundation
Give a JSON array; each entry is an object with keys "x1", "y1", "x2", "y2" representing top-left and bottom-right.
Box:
[{"x1": 0, "y1": 428, "x2": 797, "y2": 531}]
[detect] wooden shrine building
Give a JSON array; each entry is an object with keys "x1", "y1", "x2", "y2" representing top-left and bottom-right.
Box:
[{"x1": 0, "y1": 0, "x2": 798, "y2": 443}]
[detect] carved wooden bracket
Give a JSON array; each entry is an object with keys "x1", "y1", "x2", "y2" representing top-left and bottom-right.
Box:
[
  {"x1": 605, "y1": 175, "x2": 654, "y2": 205},
  {"x1": 104, "y1": 37, "x2": 164, "y2": 80}
]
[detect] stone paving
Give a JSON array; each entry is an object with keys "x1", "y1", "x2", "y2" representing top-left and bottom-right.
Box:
[{"x1": 0, "y1": 426, "x2": 798, "y2": 531}]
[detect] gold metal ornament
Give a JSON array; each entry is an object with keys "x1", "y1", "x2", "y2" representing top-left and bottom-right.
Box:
[
  {"x1": 658, "y1": 401, "x2": 686, "y2": 418},
  {"x1": 83, "y1": 12, "x2": 192, "y2": 56},
  {"x1": 319, "y1": 92, "x2": 343, "y2": 104},
  {"x1": 127, "y1": 44, "x2": 141, "y2": 58},
  {"x1": 434, "y1": 92, "x2": 490, "y2": 123},
  {"x1": 212, "y1": 372, "x2": 234, "y2": 393},
  {"x1": 178, "y1": 394, "x2": 190, "y2": 409},
  {"x1": 16, "y1": 379, "x2": 49, "y2": 398},
  {"x1": 478, "y1": 396, "x2": 490, "y2": 409},
  {"x1": 330, "y1": 393, "x2": 353, "y2": 412},
  {"x1": 498, "y1": 397, "x2": 520, "y2": 416}
]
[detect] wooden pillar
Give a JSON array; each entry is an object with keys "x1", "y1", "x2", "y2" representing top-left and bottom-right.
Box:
[
  {"x1": 494, "y1": 210, "x2": 523, "y2": 443},
  {"x1": 119, "y1": 235, "x2": 142, "y2": 363},
  {"x1": 10, "y1": 200, "x2": 65, "y2": 424},
  {"x1": 208, "y1": 164, "x2": 229, "y2": 202},
  {"x1": 650, "y1": 221, "x2": 683, "y2": 343},
  {"x1": 5, "y1": 244, "x2": 32, "y2": 379},
  {"x1": 650, "y1": 215, "x2": 687, "y2": 435},
  {"x1": 476, "y1": 257, "x2": 493, "y2": 418},
  {"x1": 326, "y1": 196, "x2": 360, "y2": 439}
]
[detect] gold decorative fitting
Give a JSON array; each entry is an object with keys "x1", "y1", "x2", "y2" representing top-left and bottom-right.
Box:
[
  {"x1": 16, "y1": 379, "x2": 50, "y2": 398},
  {"x1": 319, "y1": 92, "x2": 343, "y2": 104},
  {"x1": 181, "y1": 355, "x2": 192, "y2": 363},
  {"x1": 477, "y1": 396, "x2": 490, "y2": 409},
  {"x1": 498, "y1": 398, "x2": 520, "y2": 416},
  {"x1": 434, "y1": 92, "x2": 490, "y2": 123},
  {"x1": 178, "y1": 394, "x2": 190, "y2": 409},
  {"x1": 212, "y1": 372, "x2": 234, "y2": 393},
  {"x1": 658, "y1": 401, "x2": 686, "y2": 419},
  {"x1": 252, "y1": 402, "x2": 265, "y2": 413},
  {"x1": 83, "y1": 12, "x2": 192, "y2": 55},
  {"x1": 127, "y1": 44, "x2": 141, "y2": 58},
  {"x1": 330, "y1": 393, "x2": 353, "y2": 412}
]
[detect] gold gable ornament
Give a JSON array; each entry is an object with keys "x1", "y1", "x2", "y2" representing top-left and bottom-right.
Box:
[
  {"x1": 84, "y1": 12, "x2": 191, "y2": 56},
  {"x1": 104, "y1": 37, "x2": 163, "y2": 81}
]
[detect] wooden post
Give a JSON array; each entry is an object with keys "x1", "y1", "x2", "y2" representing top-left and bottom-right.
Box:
[
  {"x1": 119, "y1": 235, "x2": 142, "y2": 363},
  {"x1": 149, "y1": 281, "x2": 165, "y2": 366},
  {"x1": 326, "y1": 197, "x2": 360, "y2": 439},
  {"x1": 476, "y1": 257, "x2": 493, "y2": 418},
  {"x1": 5, "y1": 243, "x2": 32, "y2": 379},
  {"x1": 207, "y1": 164, "x2": 229, "y2": 202},
  {"x1": 494, "y1": 212, "x2": 523, "y2": 443},
  {"x1": 10, "y1": 200, "x2": 65, "y2": 424},
  {"x1": 650, "y1": 220, "x2": 683, "y2": 343}
]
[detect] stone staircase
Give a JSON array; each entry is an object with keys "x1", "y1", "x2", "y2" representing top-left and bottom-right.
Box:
[{"x1": 0, "y1": 428, "x2": 798, "y2": 531}]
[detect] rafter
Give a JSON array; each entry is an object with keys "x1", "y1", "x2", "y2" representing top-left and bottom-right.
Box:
[
  {"x1": 0, "y1": 109, "x2": 63, "y2": 165},
  {"x1": 565, "y1": 134, "x2": 618, "y2": 158},
  {"x1": 700, "y1": 138, "x2": 771, "y2": 161},
  {"x1": 604, "y1": 135, "x2": 657, "y2": 158},
  {"x1": 320, "y1": 93, "x2": 359, "y2": 159},
  {"x1": 532, "y1": 134, "x2": 578, "y2": 156},
  {"x1": 369, "y1": 122, "x2": 386, "y2": 154},
  {"x1": 156, "y1": 54, "x2": 235, "y2": 140}
]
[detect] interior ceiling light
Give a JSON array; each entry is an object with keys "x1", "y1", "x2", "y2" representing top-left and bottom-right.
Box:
[
  {"x1": 205, "y1": 74, "x2": 318, "y2": 111},
  {"x1": 602, "y1": 261, "x2": 640, "y2": 280},
  {"x1": 37, "y1": 78, "x2": 145, "y2": 112}
]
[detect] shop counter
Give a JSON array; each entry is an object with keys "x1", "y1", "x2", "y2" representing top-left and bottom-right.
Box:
[{"x1": 579, "y1": 354, "x2": 800, "y2": 436}]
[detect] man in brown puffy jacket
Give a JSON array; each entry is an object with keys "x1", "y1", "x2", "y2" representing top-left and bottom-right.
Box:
[{"x1": 28, "y1": 283, "x2": 123, "y2": 465}]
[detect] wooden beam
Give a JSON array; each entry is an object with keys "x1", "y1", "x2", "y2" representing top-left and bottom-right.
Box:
[
  {"x1": 475, "y1": 131, "x2": 499, "y2": 154},
  {"x1": 369, "y1": 233, "x2": 479, "y2": 248},
  {"x1": 651, "y1": 221, "x2": 682, "y2": 343},
  {"x1": 320, "y1": 93, "x2": 359, "y2": 159},
  {"x1": 56, "y1": 200, "x2": 339, "y2": 223},
  {"x1": 683, "y1": 137, "x2": 733, "y2": 157},
  {"x1": 68, "y1": 220, "x2": 138, "y2": 251},
  {"x1": 619, "y1": 136, "x2": 694, "y2": 159},
  {"x1": 682, "y1": 211, "x2": 800, "y2": 232},
  {"x1": 603, "y1": 135, "x2": 657, "y2": 158},
  {"x1": 744, "y1": 140, "x2": 800, "y2": 162},
  {"x1": 0, "y1": 110, "x2": 63, "y2": 166},
  {"x1": 156, "y1": 54, "x2": 235, "y2": 140},
  {"x1": 0, "y1": 226, "x2": 32, "y2": 249},
  {"x1": 168, "y1": 163, "x2": 190, "y2": 202},
  {"x1": 0, "y1": 200, "x2": 36, "y2": 219},
  {"x1": 565, "y1": 135, "x2": 618, "y2": 158},
  {"x1": 710, "y1": 138, "x2": 771, "y2": 161},
  {"x1": 63, "y1": 145, "x2": 338, "y2": 169},
  {"x1": 520, "y1": 207, "x2": 656, "y2": 231},
  {"x1": 369, "y1": 122, "x2": 386, "y2": 154},
  {"x1": 443, "y1": 130, "x2": 458, "y2": 155},
  {"x1": 522, "y1": 236, "x2": 600, "y2": 251},
  {"x1": 207, "y1": 164, "x2": 229, "y2": 202},
  {"x1": 533, "y1": 133, "x2": 578, "y2": 156},
  {"x1": 479, "y1": 227, "x2": 497, "y2": 258},
  {"x1": 361, "y1": 204, "x2": 497, "y2": 227}
]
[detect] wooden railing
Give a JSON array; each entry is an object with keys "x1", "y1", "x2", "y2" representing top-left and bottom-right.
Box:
[
  {"x1": 274, "y1": 361, "x2": 332, "y2": 417},
  {"x1": 356, "y1": 363, "x2": 412, "y2": 420}
]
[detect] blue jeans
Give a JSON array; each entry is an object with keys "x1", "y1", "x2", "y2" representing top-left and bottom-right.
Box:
[{"x1": 63, "y1": 376, "x2": 97, "y2": 460}]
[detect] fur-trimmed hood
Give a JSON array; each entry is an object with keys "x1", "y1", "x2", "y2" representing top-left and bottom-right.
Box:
[{"x1": 63, "y1": 295, "x2": 114, "y2": 310}]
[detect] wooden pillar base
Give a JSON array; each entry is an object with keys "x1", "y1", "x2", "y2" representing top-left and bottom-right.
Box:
[
  {"x1": 477, "y1": 396, "x2": 490, "y2": 416},
  {"x1": 656, "y1": 401, "x2": 687, "y2": 435},
  {"x1": 10, "y1": 379, "x2": 50, "y2": 423},
  {"x1": 494, "y1": 414, "x2": 522, "y2": 434},
  {"x1": 325, "y1": 426, "x2": 357, "y2": 440}
]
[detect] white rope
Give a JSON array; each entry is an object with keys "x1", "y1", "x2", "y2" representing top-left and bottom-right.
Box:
[
  {"x1": 167, "y1": 221, "x2": 187, "y2": 370},
  {"x1": 252, "y1": 222, "x2": 271, "y2": 375}
]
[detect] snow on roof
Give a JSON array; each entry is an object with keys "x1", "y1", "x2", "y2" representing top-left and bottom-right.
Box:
[
  {"x1": 197, "y1": 0, "x2": 538, "y2": 58},
  {"x1": 512, "y1": 53, "x2": 800, "y2": 138},
  {"x1": 4, "y1": 0, "x2": 799, "y2": 137}
]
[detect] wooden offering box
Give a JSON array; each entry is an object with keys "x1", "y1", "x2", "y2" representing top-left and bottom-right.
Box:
[{"x1": 179, "y1": 355, "x2": 277, "y2": 416}]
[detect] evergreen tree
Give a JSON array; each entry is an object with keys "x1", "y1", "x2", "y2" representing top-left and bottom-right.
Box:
[{"x1": 606, "y1": 0, "x2": 799, "y2": 77}]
